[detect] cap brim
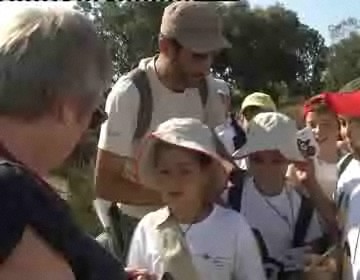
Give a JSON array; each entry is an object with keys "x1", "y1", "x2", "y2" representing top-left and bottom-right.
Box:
[
  {"x1": 241, "y1": 102, "x2": 276, "y2": 113},
  {"x1": 178, "y1": 34, "x2": 231, "y2": 54}
]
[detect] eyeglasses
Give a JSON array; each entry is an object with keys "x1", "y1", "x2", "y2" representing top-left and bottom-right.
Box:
[{"x1": 89, "y1": 106, "x2": 108, "y2": 130}]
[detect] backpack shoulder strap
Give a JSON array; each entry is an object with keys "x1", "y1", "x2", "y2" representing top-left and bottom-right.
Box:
[
  {"x1": 338, "y1": 153, "x2": 354, "y2": 178},
  {"x1": 197, "y1": 78, "x2": 208, "y2": 108},
  {"x1": 230, "y1": 114, "x2": 247, "y2": 150},
  {"x1": 292, "y1": 194, "x2": 314, "y2": 247},
  {"x1": 227, "y1": 169, "x2": 247, "y2": 212},
  {"x1": 128, "y1": 68, "x2": 153, "y2": 141}
]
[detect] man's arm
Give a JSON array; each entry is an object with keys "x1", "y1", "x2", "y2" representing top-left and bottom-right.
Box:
[
  {"x1": 95, "y1": 149, "x2": 162, "y2": 206},
  {"x1": 95, "y1": 77, "x2": 162, "y2": 206}
]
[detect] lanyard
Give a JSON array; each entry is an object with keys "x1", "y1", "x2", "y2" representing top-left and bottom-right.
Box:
[{"x1": 253, "y1": 178, "x2": 295, "y2": 233}]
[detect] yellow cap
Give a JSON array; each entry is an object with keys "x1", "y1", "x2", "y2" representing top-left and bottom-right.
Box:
[{"x1": 240, "y1": 92, "x2": 276, "y2": 112}]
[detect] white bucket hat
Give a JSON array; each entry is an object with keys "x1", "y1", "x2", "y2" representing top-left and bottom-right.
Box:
[
  {"x1": 233, "y1": 112, "x2": 305, "y2": 162},
  {"x1": 136, "y1": 118, "x2": 234, "y2": 191}
]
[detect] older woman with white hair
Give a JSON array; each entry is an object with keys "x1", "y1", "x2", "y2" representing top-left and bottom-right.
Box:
[{"x1": 0, "y1": 7, "x2": 154, "y2": 280}]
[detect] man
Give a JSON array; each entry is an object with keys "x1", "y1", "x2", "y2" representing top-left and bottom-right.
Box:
[{"x1": 95, "y1": 1, "x2": 230, "y2": 260}]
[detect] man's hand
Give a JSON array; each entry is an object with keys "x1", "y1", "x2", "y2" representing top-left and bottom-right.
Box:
[{"x1": 125, "y1": 267, "x2": 157, "y2": 280}]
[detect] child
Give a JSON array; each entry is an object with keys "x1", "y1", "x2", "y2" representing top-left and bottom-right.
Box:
[
  {"x1": 127, "y1": 118, "x2": 266, "y2": 280},
  {"x1": 239, "y1": 92, "x2": 277, "y2": 130},
  {"x1": 287, "y1": 94, "x2": 340, "y2": 198},
  {"x1": 325, "y1": 91, "x2": 360, "y2": 280},
  {"x1": 228, "y1": 112, "x2": 324, "y2": 279},
  {"x1": 236, "y1": 92, "x2": 277, "y2": 169}
]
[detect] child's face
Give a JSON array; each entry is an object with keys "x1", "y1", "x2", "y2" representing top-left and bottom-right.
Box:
[
  {"x1": 339, "y1": 116, "x2": 360, "y2": 156},
  {"x1": 241, "y1": 106, "x2": 265, "y2": 129},
  {"x1": 154, "y1": 146, "x2": 210, "y2": 220},
  {"x1": 305, "y1": 111, "x2": 338, "y2": 148},
  {"x1": 248, "y1": 150, "x2": 288, "y2": 189}
]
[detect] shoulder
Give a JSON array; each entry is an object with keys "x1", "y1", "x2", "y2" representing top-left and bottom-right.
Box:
[
  {"x1": 0, "y1": 161, "x2": 34, "y2": 197},
  {"x1": 0, "y1": 161, "x2": 37, "y2": 262},
  {"x1": 213, "y1": 205, "x2": 253, "y2": 233},
  {"x1": 105, "y1": 74, "x2": 140, "y2": 109}
]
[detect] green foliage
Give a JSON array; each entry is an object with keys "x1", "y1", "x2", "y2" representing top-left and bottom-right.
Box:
[
  {"x1": 51, "y1": 164, "x2": 102, "y2": 236},
  {"x1": 323, "y1": 33, "x2": 360, "y2": 91},
  {"x1": 76, "y1": 2, "x2": 327, "y2": 96},
  {"x1": 340, "y1": 76, "x2": 360, "y2": 92}
]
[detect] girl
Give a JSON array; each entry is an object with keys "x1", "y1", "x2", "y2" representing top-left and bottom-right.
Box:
[
  {"x1": 128, "y1": 118, "x2": 266, "y2": 280},
  {"x1": 229, "y1": 112, "x2": 325, "y2": 280}
]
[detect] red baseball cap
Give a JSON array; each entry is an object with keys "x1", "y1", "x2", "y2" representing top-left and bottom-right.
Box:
[
  {"x1": 324, "y1": 91, "x2": 360, "y2": 117},
  {"x1": 303, "y1": 93, "x2": 327, "y2": 118}
]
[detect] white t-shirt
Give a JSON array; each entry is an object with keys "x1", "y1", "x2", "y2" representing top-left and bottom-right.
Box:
[
  {"x1": 313, "y1": 157, "x2": 337, "y2": 199},
  {"x1": 215, "y1": 118, "x2": 236, "y2": 155},
  {"x1": 127, "y1": 205, "x2": 266, "y2": 280},
  {"x1": 337, "y1": 157, "x2": 360, "y2": 280},
  {"x1": 97, "y1": 57, "x2": 225, "y2": 219},
  {"x1": 224, "y1": 176, "x2": 323, "y2": 276}
]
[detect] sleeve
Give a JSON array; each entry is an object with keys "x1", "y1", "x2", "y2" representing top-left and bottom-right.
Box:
[
  {"x1": 0, "y1": 164, "x2": 28, "y2": 263},
  {"x1": 344, "y1": 187, "x2": 360, "y2": 270},
  {"x1": 127, "y1": 218, "x2": 149, "y2": 269},
  {"x1": 205, "y1": 79, "x2": 226, "y2": 128},
  {"x1": 234, "y1": 217, "x2": 266, "y2": 280},
  {"x1": 98, "y1": 77, "x2": 139, "y2": 157}
]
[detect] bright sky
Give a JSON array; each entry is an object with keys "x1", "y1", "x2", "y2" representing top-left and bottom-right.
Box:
[
  {"x1": 249, "y1": 0, "x2": 360, "y2": 45},
  {"x1": 0, "y1": 1, "x2": 358, "y2": 45}
]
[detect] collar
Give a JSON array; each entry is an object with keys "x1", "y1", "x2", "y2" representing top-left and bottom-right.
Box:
[{"x1": 153, "y1": 206, "x2": 173, "y2": 229}]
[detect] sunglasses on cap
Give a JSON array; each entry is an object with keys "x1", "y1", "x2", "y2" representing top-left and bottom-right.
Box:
[{"x1": 89, "y1": 106, "x2": 108, "y2": 130}]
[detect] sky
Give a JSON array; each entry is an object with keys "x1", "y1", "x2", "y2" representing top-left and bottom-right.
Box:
[
  {"x1": 248, "y1": 0, "x2": 360, "y2": 45},
  {"x1": 0, "y1": 1, "x2": 358, "y2": 45}
]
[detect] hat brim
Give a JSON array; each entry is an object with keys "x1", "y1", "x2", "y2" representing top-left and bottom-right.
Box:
[
  {"x1": 232, "y1": 141, "x2": 305, "y2": 163},
  {"x1": 241, "y1": 102, "x2": 276, "y2": 113},
  {"x1": 136, "y1": 134, "x2": 232, "y2": 192},
  {"x1": 177, "y1": 34, "x2": 231, "y2": 54}
]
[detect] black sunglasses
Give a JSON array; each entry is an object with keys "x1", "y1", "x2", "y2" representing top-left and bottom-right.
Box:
[{"x1": 89, "y1": 107, "x2": 108, "y2": 130}]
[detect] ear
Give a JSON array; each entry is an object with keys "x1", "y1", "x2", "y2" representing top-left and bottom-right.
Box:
[
  {"x1": 51, "y1": 97, "x2": 78, "y2": 127},
  {"x1": 159, "y1": 36, "x2": 171, "y2": 55}
]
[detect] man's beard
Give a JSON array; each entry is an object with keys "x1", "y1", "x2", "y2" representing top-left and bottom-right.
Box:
[{"x1": 171, "y1": 61, "x2": 202, "y2": 89}]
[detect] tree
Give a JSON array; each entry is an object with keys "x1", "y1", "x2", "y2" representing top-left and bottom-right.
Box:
[
  {"x1": 220, "y1": 4, "x2": 327, "y2": 99},
  {"x1": 76, "y1": 2, "x2": 167, "y2": 78},
  {"x1": 329, "y1": 17, "x2": 360, "y2": 42},
  {"x1": 323, "y1": 33, "x2": 360, "y2": 91},
  {"x1": 76, "y1": 2, "x2": 326, "y2": 99}
]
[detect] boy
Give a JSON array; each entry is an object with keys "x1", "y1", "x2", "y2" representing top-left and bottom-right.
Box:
[
  {"x1": 239, "y1": 92, "x2": 277, "y2": 130},
  {"x1": 288, "y1": 94, "x2": 340, "y2": 198},
  {"x1": 128, "y1": 118, "x2": 266, "y2": 280},
  {"x1": 325, "y1": 91, "x2": 360, "y2": 280},
  {"x1": 227, "y1": 112, "x2": 325, "y2": 279}
]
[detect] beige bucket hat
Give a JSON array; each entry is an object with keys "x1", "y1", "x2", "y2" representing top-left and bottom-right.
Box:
[
  {"x1": 160, "y1": 2, "x2": 231, "y2": 53},
  {"x1": 233, "y1": 112, "x2": 305, "y2": 162},
  {"x1": 136, "y1": 118, "x2": 234, "y2": 191}
]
